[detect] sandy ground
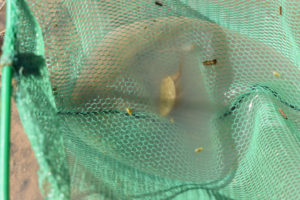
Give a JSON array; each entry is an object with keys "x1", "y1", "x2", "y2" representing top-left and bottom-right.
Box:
[
  {"x1": 9, "y1": 100, "x2": 43, "y2": 200},
  {"x1": 0, "y1": 1, "x2": 43, "y2": 199}
]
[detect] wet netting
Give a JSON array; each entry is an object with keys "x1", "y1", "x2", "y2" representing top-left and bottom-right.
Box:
[{"x1": 1, "y1": 0, "x2": 300, "y2": 199}]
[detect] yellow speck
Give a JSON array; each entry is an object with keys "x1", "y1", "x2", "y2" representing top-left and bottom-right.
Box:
[
  {"x1": 169, "y1": 118, "x2": 174, "y2": 123},
  {"x1": 194, "y1": 147, "x2": 203, "y2": 153},
  {"x1": 273, "y1": 71, "x2": 280, "y2": 77},
  {"x1": 126, "y1": 108, "x2": 133, "y2": 115}
]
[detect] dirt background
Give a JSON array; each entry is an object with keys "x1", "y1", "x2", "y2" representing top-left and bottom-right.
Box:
[{"x1": 0, "y1": 1, "x2": 43, "y2": 199}]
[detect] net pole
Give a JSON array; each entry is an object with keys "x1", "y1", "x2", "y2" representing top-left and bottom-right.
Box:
[
  {"x1": 0, "y1": 0, "x2": 14, "y2": 198},
  {"x1": 0, "y1": 65, "x2": 12, "y2": 200}
]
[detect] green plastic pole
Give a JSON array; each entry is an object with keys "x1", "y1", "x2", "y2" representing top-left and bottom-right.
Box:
[
  {"x1": 0, "y1": 65, "x2": 12, "y2": 200},
  {"x1": 0, "y1": 0, "x2": 14, "y2": 197}
]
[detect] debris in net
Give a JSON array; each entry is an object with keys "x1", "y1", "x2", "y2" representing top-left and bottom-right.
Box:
[
  {"x1": 52, "y1": 87, "x2": 58, "y2": 95},
  {"x1": 126, "y1": 108, "x2": 133, "y2": 115},
  {"x1": 19, "y1": 66, "x2": 24, "y2": 75},
  {"x1": 194, "y1": 147, "x2": 203, "y2": 153},
  {"x1": 155, "y1": 1, "x2": 163, "y2": 6},
  {"x1": 273, "y1": 71, "x2": 280, "y2": 77},
  {"x1": 54, "y1": 23, "x2": 58, "y2": 27},
  {"x1": 279, "y1": 6, "x2": 282, "y2": 15},
  {"x1": 144, "y1": 26, "x2": 147, "y2": 30},
  {"x1": 203, "y1": 59, "x2": 217, "y2": 65},
  {"x1": 278, "y1": 108, "x2": 288, "y2": 119}
]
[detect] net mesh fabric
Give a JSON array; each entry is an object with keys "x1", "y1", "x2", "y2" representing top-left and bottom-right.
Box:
[{"x1": 3, "y1": 0, "x2": 300, "y2": 199}]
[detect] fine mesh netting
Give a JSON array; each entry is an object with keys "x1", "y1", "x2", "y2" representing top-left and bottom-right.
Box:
[{"x1": 1, "y1": 0, "x2": 300, "y2": 199}]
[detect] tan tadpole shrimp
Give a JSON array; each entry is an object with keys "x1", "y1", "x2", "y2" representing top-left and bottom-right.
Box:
[{"x1": 159, "y1": 56, "x2": 183, "y2": 116}]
